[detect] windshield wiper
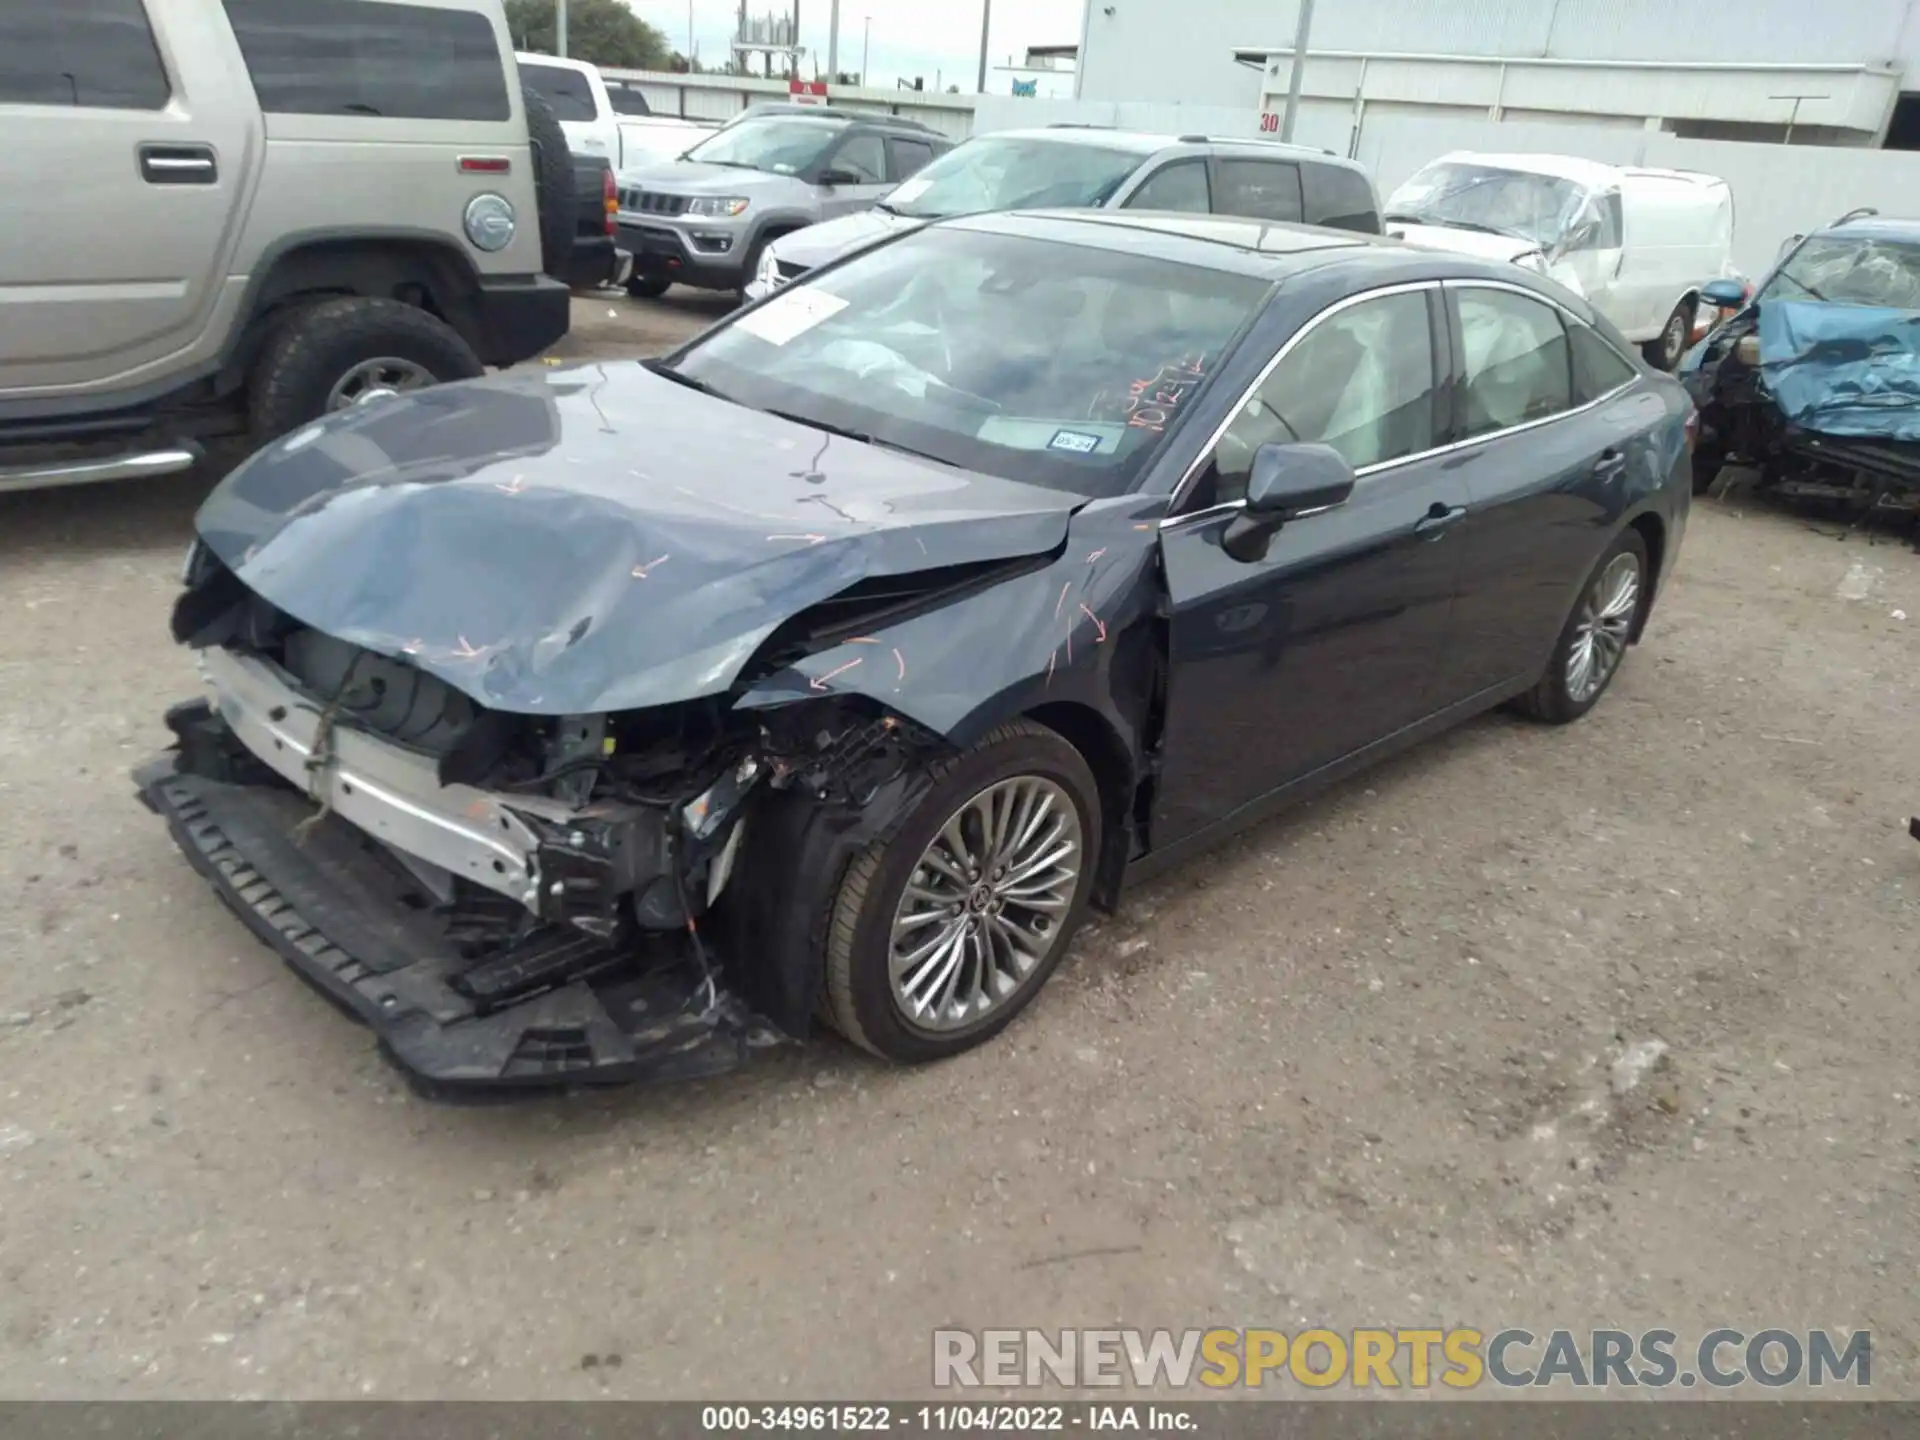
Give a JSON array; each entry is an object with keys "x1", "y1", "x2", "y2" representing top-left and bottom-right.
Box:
[
  {"x1": 760, "y1": 406, "x2": 956, "y2": 467},
  {"x1": 1394, "y1": 214, "x2": 1531, "y2": 241},
  {"x1": 642, "y1": 358, "x2": 731, "y2": 400}
]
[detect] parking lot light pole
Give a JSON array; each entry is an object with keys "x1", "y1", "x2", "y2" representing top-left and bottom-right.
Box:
[
  {"x1": 1280, "y1": 0, "x2": 1314, "y2": 141},
  {"x1": 556, "y1": 0, "x2": 568, "y2": 57},
  {"x1": 976, "y1": 0, "x2": 991, "y2": 93},
  {"x1": 828, "y1": 0, "x2": 840, "y2": 82}
]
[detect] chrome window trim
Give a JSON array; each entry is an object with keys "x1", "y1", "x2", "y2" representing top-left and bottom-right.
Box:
[{"x1": 1160, "y1": 276, "x2": 1638, "y2": 533}]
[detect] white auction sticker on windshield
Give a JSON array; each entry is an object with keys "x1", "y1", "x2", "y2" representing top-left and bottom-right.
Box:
[
  {"x1": 1048, "y1": 428, "x2": 1103, "y2": 455},
  {"x1": 733, "y1": 289, "x2": 849, "y2": 346}
]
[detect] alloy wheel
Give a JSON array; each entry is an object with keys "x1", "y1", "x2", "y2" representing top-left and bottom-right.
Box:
[
  {"x1": 1565, "y1": 551, "x2": 1641, "y2": 703},
  {"x1": 326, "y1": 357, "x2": 436, "y2": 412},
  {"x1": 888, "y1": 776, "x2": 1082, "y2": 1034}
]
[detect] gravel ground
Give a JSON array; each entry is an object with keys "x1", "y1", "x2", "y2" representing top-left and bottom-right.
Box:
[{"x1": 0, "y1": 292, "x2": 1915, "y2": 1400}]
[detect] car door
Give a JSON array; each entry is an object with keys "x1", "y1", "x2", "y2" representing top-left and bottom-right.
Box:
[
  {"x1": 885, "y1": 136, "x2": 937, "y2": 185},
  {"x1": 1432, "y1": 281, "x2": 1669, "y2": 700},
  {"x1": 1153, "y1": 283, "x2": 1471, "y2": 843},
  {"x1": 0, "y1": 0, "x2": 255, "y2": 398},
  {"x1": 819, "y1": 129, "x2": 892, "y2": 219}
]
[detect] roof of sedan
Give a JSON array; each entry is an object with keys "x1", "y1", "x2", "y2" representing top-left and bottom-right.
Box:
[{"x1": 945, "y1": 208, "x2": 1405, "y2": 278}]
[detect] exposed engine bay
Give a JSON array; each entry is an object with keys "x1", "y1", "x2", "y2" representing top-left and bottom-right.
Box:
[{"x1": 139, "y1": 552, "x2": 966, "y2": 1090}]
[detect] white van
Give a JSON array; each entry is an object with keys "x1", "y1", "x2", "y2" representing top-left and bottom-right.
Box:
[{"x1": 1384, "y1": 152, "x2": 1736, "y2": 369}]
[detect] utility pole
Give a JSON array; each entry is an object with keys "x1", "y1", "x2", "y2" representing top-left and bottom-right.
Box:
[
  {"x1": 976, "y1": 0, "x2": 991, "y2": 94},
  {"x1": 555, "y1": 0, "x2": 568, "y2": 57},
  {"x1": 862, "y1": 15, "x2": 871, "y2": 86},
  {"x1": 827, "y1": 0, "x2": 840, "y2": 82},
  {"x1": 1279, "y1": 0, "x2": 1315, "y2": 141}
]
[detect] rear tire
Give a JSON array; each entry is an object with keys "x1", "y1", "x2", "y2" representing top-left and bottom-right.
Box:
[
  {"x1": 247, "y1": 297, "x2": 482, "y2": 445},
  {"x1": 822, "y1": 720, "x2": 1102, "y2": 1064},
  {"x1": 1512, "y1": 528, "x2": 1649, "y2": 726},
  {"x1": 626, "y1": 274, "x2": 671, "y2": 300},
  {"x1": 1644, "y1": 300, "x2": 1694, "y2": 372},
  {"x1": 521, "y1": 83, "x2": 576, "y2": 281}
]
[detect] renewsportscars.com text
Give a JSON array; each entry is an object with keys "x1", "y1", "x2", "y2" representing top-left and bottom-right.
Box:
[{"x1": 932, "y1": 1327, "x2": 1871, "y2": 1391}]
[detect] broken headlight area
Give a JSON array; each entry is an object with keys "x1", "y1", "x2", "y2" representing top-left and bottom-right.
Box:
[{"x1": 137, "y1": 577, "x2": 952, "y2": 1091}]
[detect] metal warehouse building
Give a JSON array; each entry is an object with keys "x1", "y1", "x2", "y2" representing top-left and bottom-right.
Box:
[{"x1": 1069, "y1": 0, "x2": 1920, "y2": 151}]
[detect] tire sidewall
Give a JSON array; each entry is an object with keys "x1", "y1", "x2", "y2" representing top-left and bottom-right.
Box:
[
  {"x1": 836, "y1": 729, "x2": 1103, "y2": 1063},
  {"x1": 248, "y1": 299, "x2": 482, "y2": 444},
  {"x1": 1540, "y1": 527, "x2": 1650, "y2": 722}
]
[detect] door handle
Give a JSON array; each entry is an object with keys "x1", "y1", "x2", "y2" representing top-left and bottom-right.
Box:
[
  {"x1": 1593, "y1": 449, "x2": 1628, "y2": 481},
  {"x1": 1413, "y1": 502, "x2": 1468, "y2": 539},
  {"x1": 138, "y1": 143, "x2": 218, "y2": 185}
]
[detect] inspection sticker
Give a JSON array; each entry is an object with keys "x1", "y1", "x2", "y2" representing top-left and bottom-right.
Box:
[
  {"x1": 734, "y1": 288, "x2": 849, "y2": 346},
  {"x1": 1048, "y1": 428, "x2": 1103, "y2": 455}
]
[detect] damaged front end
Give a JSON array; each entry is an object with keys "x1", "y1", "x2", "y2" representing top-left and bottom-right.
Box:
[
  {"x1": 1687, "y1": 295, "x2": 1920, "y2": 531},
  {"x1": 138, "y1": 556, "x2": 953, "y2": 1091}
]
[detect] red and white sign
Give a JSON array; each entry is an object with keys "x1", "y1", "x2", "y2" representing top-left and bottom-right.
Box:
[{"x1": 789, "y1": 79, "x2": 829, "y2": 106}]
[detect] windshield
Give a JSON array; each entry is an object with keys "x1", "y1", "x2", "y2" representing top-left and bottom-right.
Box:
[
  {"x1": 666, "y1": 228, "x2": 1269, "y2": 497},
  {"x1": 518, "y1": 61, "x2": 596, "y2": 123},
  {"x1": 882, "y1": 136, "x2": 1149, "y2": 220},
  {"x1": 1763, "y1": 236, "x2": 1920, "y2": 309},
  {"x1": 683, "y1": 116, "x2": 844, "y2": 175},
  {"x1": 1387, "y1": 162, "x2": 1589, "y2": 247}
]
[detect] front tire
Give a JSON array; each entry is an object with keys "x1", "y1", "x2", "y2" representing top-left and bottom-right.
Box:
[
  {"x1": 823, "y1": 720, "x2": 1103, "y2": 1063},
  {"x1": 626, "y1": 274, "x2": 672, "y2": 300},
  {"x1": 1513, "y1": 528, "x2": 1649, "y2": 725},
  {"x1": 1645, "y1": 300, "x2": 1695, "y2": 371},
  {"x1": 247, "y1": 297, "x2": 483, "y2": 445}
]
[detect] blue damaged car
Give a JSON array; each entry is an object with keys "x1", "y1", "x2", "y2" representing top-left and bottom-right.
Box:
[{"x1": 1683, "y1": 211, "x2": 1920, "y2": 514}]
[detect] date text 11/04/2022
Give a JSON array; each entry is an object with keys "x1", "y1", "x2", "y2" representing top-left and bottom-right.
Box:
[{"x1": 700, "y1": 1408, "x2": 1195, "y2": 1432}]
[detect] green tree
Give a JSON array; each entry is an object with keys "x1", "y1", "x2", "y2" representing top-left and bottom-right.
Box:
[{"x1": 505, "y1": 0, "x2": 673, "y2": 70}]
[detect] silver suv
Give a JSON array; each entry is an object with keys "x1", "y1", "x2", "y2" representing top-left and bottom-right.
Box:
[
  {"x1": 1, "y1": 0, "x2": 575, "y2": 493},
  {"x1": 615, "y1": 107, "x2": 952, "y2": 300},
  {"x1": 745, "y1": 127, "x2": 1383, "y2": 302}
]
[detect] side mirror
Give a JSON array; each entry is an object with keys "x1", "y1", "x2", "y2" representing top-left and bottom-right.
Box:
[
  {"x1": 1222, "y1": 442, "x2": 1355, "y2": 563},
  {"x1": 1700, "y1": 278, "x2": 1748, "y2": 310},
  {"x1": 818, "y1": 167, "x2": 861, "y2": 187}
]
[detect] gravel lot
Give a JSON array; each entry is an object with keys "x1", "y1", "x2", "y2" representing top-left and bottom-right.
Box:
[{"x1": 1, "y1": 291, "x2": 1915, "y2": 1400}]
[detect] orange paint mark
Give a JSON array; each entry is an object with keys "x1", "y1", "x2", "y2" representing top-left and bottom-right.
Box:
[
  {"x1": 846, "y1": 635, "x2": 881, "y2": 645},
  {"x1": 452, "y1": 635, "x2": 487, "y2": 660},
  {"x1": 892, "y1": 647, "x2": 907, "y2": 683},
  {"x1": 1053, "y1": 581, "x2": 1073, "y2": 619},
  {"x1": 1078, "y1": 603, "x2": 1108, "y2": 644},
  {"x1": 1085, "y1": 548, "x2": 1107, "y2": 564},
  {"x1": 808, "y1": 656, "x2": 864, "y2": 692},
  {"x1": 494, "y1": 474, "x2": 526, "y2": 495},
  {"x1": 767, "y1": 532, "x2": 829, "y2": 545},
  {"x1": 630, "y1": 553, "x2": 671, "y2": 579}
]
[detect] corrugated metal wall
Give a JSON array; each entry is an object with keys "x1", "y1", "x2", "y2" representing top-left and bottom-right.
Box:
[{"x1": 1079, "y1": 0, "x2": 1920, "y2": 104}]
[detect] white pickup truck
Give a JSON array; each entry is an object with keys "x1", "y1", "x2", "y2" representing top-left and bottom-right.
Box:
[{"x1": 516, "y1": 53, "x2": 716, "y2": 172}]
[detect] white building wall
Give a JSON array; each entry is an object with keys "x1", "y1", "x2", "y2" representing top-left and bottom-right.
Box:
[{"x1": 1078, "y1": 0, "x2": 1920, "y2": 105}]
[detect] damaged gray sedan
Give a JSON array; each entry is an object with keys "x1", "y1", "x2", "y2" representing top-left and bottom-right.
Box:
[{"x1": 139, "y1": 210, "x2": 1692, "y2": 1090}]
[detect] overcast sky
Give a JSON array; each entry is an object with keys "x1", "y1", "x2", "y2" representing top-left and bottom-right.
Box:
[{"x1": 621, "y1": 0, "x2": 1085, "y2": 93}]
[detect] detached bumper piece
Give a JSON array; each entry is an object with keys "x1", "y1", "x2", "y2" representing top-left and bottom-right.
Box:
[{"x1": 136, "y1": 758, "x2": 760, "y2": 1094}]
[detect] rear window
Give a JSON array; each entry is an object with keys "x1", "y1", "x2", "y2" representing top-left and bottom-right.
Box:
[
  {"x1": 1302, "y1": 162, "x2": 1380, "y2": 233},
  {"x1": 519, "y1": 60, "x2": 596, "y2": 123},
  {"x1": 222, "y1": 0, "x2": 511, "y2": 121},
  {"x1": 0, "y1": 0, "x2": 170, "y2": 110}
]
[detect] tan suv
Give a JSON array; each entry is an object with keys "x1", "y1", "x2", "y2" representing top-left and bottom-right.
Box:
[{"x1": 0, "y1": 0, "x2": 576, "y2": 493}]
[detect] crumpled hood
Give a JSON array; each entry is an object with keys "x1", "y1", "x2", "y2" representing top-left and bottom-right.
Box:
[
  {"x1": 1389, "y1": 222, "x2": 1544, "y2": 266},
  {"x1": 769, "y1": 207, "x2": 929, "y2": 271},
  {"x1": 193, "y1": 365, "x2": 1081, "y2": 716},
  {"x1": 1756, "y1": 299, "x2": 1920, "y2": 442}
]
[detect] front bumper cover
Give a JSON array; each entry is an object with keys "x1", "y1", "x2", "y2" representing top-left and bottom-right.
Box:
[{"x1": 134, "y1": 746, "x2": 768, "y2": 1094}]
